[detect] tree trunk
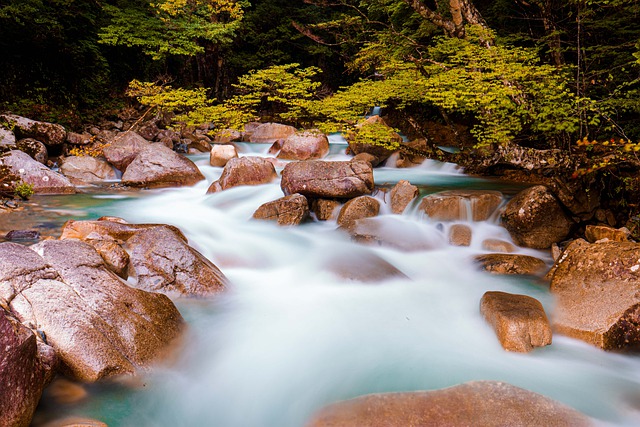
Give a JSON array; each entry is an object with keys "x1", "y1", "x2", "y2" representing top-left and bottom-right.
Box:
[{"x1": 403, "y1": 0, "x2": 487, "y2": 39}]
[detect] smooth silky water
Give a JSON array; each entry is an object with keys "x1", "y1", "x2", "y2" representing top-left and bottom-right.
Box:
[{"x1": 29, "y1": 145, "x2": 640, "y2": 426}]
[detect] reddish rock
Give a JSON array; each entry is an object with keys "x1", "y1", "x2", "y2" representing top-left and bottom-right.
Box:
[
  {"x1": 311, "y1": 199, "x2": 341, "y2": 221},
  {"x1": 584, "y1": 224, "x2": 630, "y2": 243},
  {"x1": 87, "y1": 239, "x2": 130, "y2": 279},
  {"x1": 207, "y1": 156, "x2": 277, "y2": 193},
  {"x1": 102, "y1": 131, "x2": 151, "y2": 172},
  {"x1": 276, "y1": 130, "x2": 329, "y2": 160},
  {"x1": 321, "y1": 249, "x2": 408, "y2": 282},
  {"x1": 475, "y1": 254, "x2": 547, "y2": 276},
  {"x1": 337, "y1": 196, "x2": 380, "y2": 230},
  {"x1": 209, "y1": 144, "x2": 238, "y2": 167},
  {"x1": 419, "y1": 190, "x2": 503, "y2": 221},
  {"x1": 306, "y1": 381, "x2": 592, "y2": 427},
  {"x1": 389, "y1": 180, "x2": 419, "y2": 214},
  {"x1": 281, "y1": 160, "x2": 374, "y2": 199},
  {"x1": 249, "y1": 123, "x2": 297, "y2": 143},
  {"x1": 121, "y1": 144, "x2": 204, "y2": 188},
  {"x1": 480, "y1": 291, "x2": 552, "y2": 352},
  {"x1": 66, "y1": 132, "x2": 92, "y2": 146},
  {"x1": 549, "y1": 239, "x2": 640, "y2": 350},
  {"x1": 16, "y1": 138, "x2": 48, "y2": 164},
  {"x1": 449, "y1": 224, "x2": 472, "y2": 246},
  {"x1": 0, "y1": 150, "x2": 76, "y2": 194},
  {"x1": 253, "y1": 194, "x2": 309, "y2": 226},
  {"x1": 501, "y1": 185, "x2": 574, "y2": 249},
  {"x1": 482, "y1": 238, "x2": 516, "y2": 253},
  {"x1": 59, "y1": 156, "x2": 118, "y2": 185}
]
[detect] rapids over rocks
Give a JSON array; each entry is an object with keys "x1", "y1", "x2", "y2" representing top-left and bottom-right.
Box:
[{"x1": 24, "y1": 143, "x2": 640, "y2": 426}]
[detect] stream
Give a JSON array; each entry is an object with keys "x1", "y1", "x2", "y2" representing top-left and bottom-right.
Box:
[{"x1": 21, "y1": 142, "x2": 640, "y2": 426}]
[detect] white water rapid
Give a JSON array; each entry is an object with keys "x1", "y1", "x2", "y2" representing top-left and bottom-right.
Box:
[{"x1": 34, "y1": 145, "x2": 640, "y2": 426}]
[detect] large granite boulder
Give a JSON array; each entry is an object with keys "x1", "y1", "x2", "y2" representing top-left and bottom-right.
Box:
[
  {"x1": 0, "y1": 241, "x2": 184, "y2": 382},
  {"x1": 253, "y1": 194, "x2": 310, "y2": 226},
  {"x1": 60, "y1": 219, "x2": 227, "y2": 297},
  {"x1": 0, "y1": 309, "x2": 56, "y2": 427},
  {"x1": 501, "y1": 185, "x2": 574, "y2": 249},
  {"x1": 480, "y1": 291, "x2": 552, "y2": 352},
  {"x1": 549, "y1": 239, "x2": 640, "y2": 350},
  {"x1": 306, "y1": 381, "x2": 592, "y2": 427},
  {"x1": 59, "y1": 156, "x2": 118, "y2": 185},
  {"x1": 102, "y1": 131, "x2": 151, "y2": 172},
  {"x1": 248, "y1": 123, "x2": 296, "y2": 143},
  {"x1": 281, "y1": 160, "x2": 374, "y2": 199},
  {"x1": 274, "y1": 130, "x2": 329, "y2": 161},
  {"x1": 389, "y1": 180, "x2": 419, "y2": 214},
  {"x1": 419, "y1": 190, "x2": 503, "y2": 222},
  {"x1": 0, "y1": 150, "x2": 76, "y2": 194},
  {"x1": 207, "y1": 156, "x2": 277, "y2": 193},
  {"x1": 0, "y1": 114, "x2": 66, "y2": 147},
  {"x1": 121, "y1": 144, "x2": 204, "y2": 188}
]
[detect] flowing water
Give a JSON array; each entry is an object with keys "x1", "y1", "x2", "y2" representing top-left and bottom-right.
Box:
[{"x1": 24, "y1": 144, "x2": 640, "y2": 426}]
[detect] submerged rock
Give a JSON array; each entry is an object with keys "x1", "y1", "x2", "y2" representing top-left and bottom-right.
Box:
[
  {"x1": 281, "y1": 159, "x2": 374, "y2": 199},
  {"x1": 306, "y1": 381, "x2": 592, "y2": 427},
  {"x1": 419, "y1": 190, "x2": 503, "y2": 222},
  {"x1": 449, "y1": 224, "x2": 472, "y2": 246},
  {"x1": 480, "y1": 291, "x2": 552, "y2": 352},
  {"x1": 474, "y1": 254, "x2": 547, "y2": 276},
  {"x1": 549, "y1": 239, "x2": 640, "y2": 350}
]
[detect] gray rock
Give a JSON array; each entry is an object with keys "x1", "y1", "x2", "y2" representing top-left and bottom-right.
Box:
[
  {"x1": 102, "y1": 131, "x2": 151, "y2": 172},
  {"x1": 121, "y1": 144, "x2": 204, "y2": 188},
  {"x1": 59, "y1": 156, "x2": 118, "y2": 185},
  {"x1": 0, "y1": 150, "x2": 76, "y2": 194},
  {"x1": 0, "y1": 114, "x2": 66, "y2": 146}
]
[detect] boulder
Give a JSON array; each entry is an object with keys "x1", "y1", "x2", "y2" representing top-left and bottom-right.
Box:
[
  {"x1": 0, "y1": 309, "x2": 55, "y2": 427},
  {"x1": 449, "y1": 224, "x2": 472, "y2": 246},
  {"x1": 320, "y1": 248, "x2": 408, "y2": 283},
  {"x1": 5, "y1": 230, "x2": 40, "y2": 241},
  {"x1": 311, "y1": 199, "x2": 341, "y2": 221},
  {"x1": 419, "y1": 190, "x2": 503, "y2": 222},
  {"x1": 126, "y1": 226, "x2": 227, "y2": 296},
  {"x1": 584, "y1": 224, "x2": 630, "y2": 243},
  {"x1": 121, "y1": 144, "x2": 204, "y2": 188},
  {"x1": 480, "y1": 291, "x2": 552, "y2": 352},
  {"x1": 275, "y1": 130, "x2": 329, "y2": 160},
  {"x1": 281, "y1": 160, "x2": 374, "y2": 199},
  {"x1": 210, "y1": 144, "x2": 238, "y2": 167},
  {"x1": 501, "y1": 185, "x2": 574, "y2": 249},
  {"x1": 16, "y1": 138, "x2": 48, "y2": 164},
  {"x1": 253, "y1": 194, "x2": 310, "y2": 226},
  {"x1": 337, "y1": 196, "x2": 380, "y2": 230},
  {"x1": 0, "y1": 241, "x2": 184, "y2": 382},
  {"x1": 87, "y1": 239, "x2": 130, "y2": 279},
  {"x1": 549, "y1": 239, "x2": 640, "y2": 350},
  {"x1": 347, "y1": 116, "x2": 401, "y2": 165},
  {"x1": 0, "y1": 127, "x2": 16, "y2": 149},
  {"x1": 306, "y1": 381, "x2": 592, "y2": 427},
  {"x1": 481, "y1": 239, "x2": 516, "y2": 253},
  {"x1": 0, "y1": 114, "x2": 66, "y2": 147},
  {"x1": 136, "y1": 119, "x2": 161, "y2": 141},
  {"x1": 0, "y1": 150, "x2": 76, "y2": 194},
  {"x1": 59, "y1": 156, "x2": 118, "y2": 185},
  {"x1": 102, "y1": 131, "x2": 151, "y2": 172},
  {"x1": 389, "y1": 180, "x2": 419, "y2": 214},
  {"x1": 207, "y1": 156, "x2": 277, "y2": 193},
  {"x1": 213, "y1": 129, "x2": 242, "y2": 143},
  {"x1": 66, "y1": 132, "x2": 93, "y2": 146},
  {"x1": 248, "y1": 123, "x2": 296, "y2": 143},
  {"x1": 475, "y1": 254, "x2": 547, "y2": 276}
]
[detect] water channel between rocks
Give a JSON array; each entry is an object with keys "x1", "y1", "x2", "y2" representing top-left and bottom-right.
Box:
[{"x1": 16, "y1": 144, "x2": 640, "y2": 426}]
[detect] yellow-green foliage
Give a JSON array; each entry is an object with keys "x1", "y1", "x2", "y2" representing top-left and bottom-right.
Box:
[
  {"x1": 347, "y1": 122, "x2": 402, "y2": 151},
  {"x1": 14, "y1": 181, "x2": 34, "y2": 200},
  {"x1": 127, "y1": 80, "x2": 209, "y2": 112}
]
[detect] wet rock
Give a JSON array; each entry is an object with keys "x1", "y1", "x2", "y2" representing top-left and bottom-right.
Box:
[
  {"x1": 337, "y1": 196, "x2": 380, "y2": 230},
  {"x1": 281, "y1": 160, "x2": 374, "y2": 199},
  {"x1": 481, "y1": 238, "x2": 516, "y2": 253},
  {"x1": 46, "y1": 378, "x2": 88, "y2": 404},
  {"x1": 207, "y1": 156, "x2": 277, "y2": 193},
  {"x1": 584, "y1": 224, "x2": 630, "y2": 243},
  {"x1": 347, "y1": 116, "x2": 401, "y2": 166},
  {"x1": 0, "y1": 309, "x2": 54, "y2": 427},
  {"x1": 449, "y1": 224, "x2": 472, "y2": 246},
  {"x1": 306, "y1": 381, "x2": 592, "y2": 427},
  {"x1": 480, "y1": 291, "x2": 552, "y2": 352},
  {"x1": 389, "y1": 180, "x2": 419, "y2": 214},
  {"x1": 419, "y1": 190, "x2": 503, "y2": 222},
  {"x1": 350, "y1": 217, "x2": 441, "y2": 251},
  {"x1": 102, "y1": 131, "x2": 151, "y2": 172},
  {"x1": 59, "y1": 156, "x2": 118, "y2": 185},
  {"x1": 126, "y1": 226, "x2": 227, "y2": 296},
  {"x1": 253, "y1": 194, "x2": 309, "y2": 226},
  {"x1": 320, "y1": 248, "x2": 408, "y2": 283},
  {"x1": 248, "y1": 122, "x2": 296, "y2": 143},
  {"x1": 209, "y1": 144, "x2": 238, "y2": 167},
  {"x1": 0, "y1": 150, "x2": 76, "y2": 194},
  {"x1": 60, "y1": 217, "x2": 186, "y2": 243},
  {"x1": 475, "y1": 254, "x2": 547, "y2": 276},
  {"x1": 38, "y1": 416, "x2": 108, "y2": 427},
  {"x1": 275, "y1": 130, "x2": 329, "y2": 160},
  {"x1": 351, "y1": 152, "x2": 378, "y2": 166},
  {"x1": 121, "y1": 144, "x2": 204, "y2": 188},
  {"x1": 1, "y1": 240, "x2": 184, "y2": 382},
  {"x1": 311, "y1": 199, "x2": 341, "y2": 221},
  {"x1": 5, "y1": 229, "x2": 40, "y2": 241},
  {"x1": 16, "y1": 138, "x2": 48, "y2": 164},
  {"x1": 395, "y1": 138, "x2": 430, "y2": 168},
  {"x1": 549, "y1": 239, "x2": 640, "y2": 350},
  {"x1": 501, "y1": 185, "x2": 573, "y2": 249},
  {"x1": 0, "y1": 114, "x2": 66, "y2": 147}
]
